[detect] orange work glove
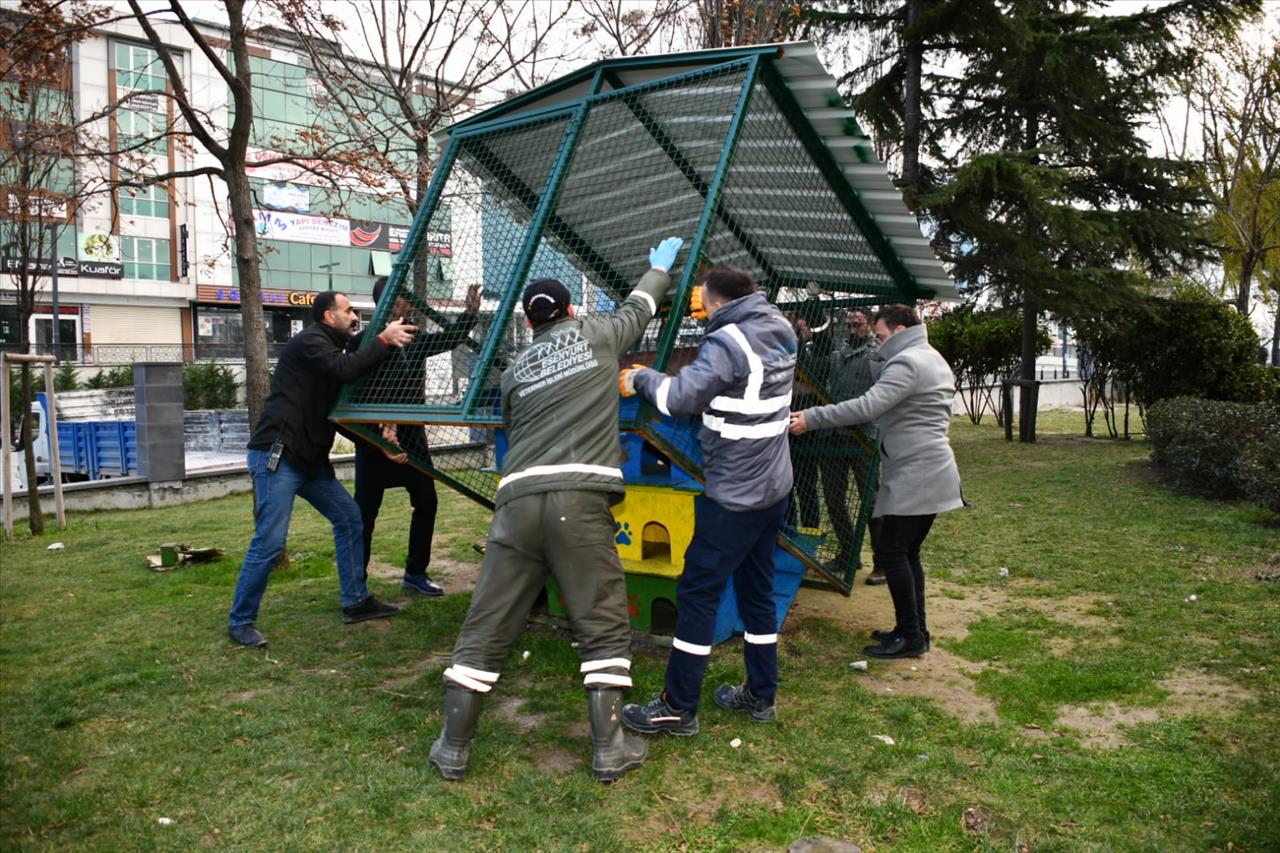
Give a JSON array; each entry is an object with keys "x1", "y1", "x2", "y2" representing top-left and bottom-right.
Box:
[
  {"x1": 688, "y1": 284, "x2": 707, "y2": 320},
  {"x1": 619, "y1": 364, "x2": 646, "y2": 397}
]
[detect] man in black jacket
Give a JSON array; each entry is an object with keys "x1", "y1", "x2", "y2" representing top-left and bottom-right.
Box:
[
  {"x1": 227, "y1": 291, "x2": 416, "y2": 647},
  {"x1": 347, "y1": 277, "x2": 481, "y2": 597}
]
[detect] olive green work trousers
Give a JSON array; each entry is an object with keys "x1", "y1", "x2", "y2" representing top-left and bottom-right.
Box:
[{"x1": 446, "y1": 489, "x2": 633, "y2": 688}]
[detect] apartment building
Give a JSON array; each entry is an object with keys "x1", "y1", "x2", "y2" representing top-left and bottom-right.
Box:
[{"x1": 1, "y1": 12, "x2": 446, "y2": 366}]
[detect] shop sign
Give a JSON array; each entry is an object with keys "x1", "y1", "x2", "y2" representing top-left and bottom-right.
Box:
[
  {"x1": 426, "y1": 229, "x2": 451, "y2": 256},
  {"x1": 349, "y1": 222, "x2": 384, "y2": 248},
  {"x1": 245, "y1": 147, "x2": 401, "y2": 194},
  {"x1": 5, "y1": 193, "x2": 68, "y2": 220},
  {"x1": 262, "y1": 181, "x2": 310, "y2": 212},
  {"x1": 119, "y1": 87, "x2": 163, "y2": 113},
  {"x1": 2, "y1": 255, "x2": 79, "y2": 277},
  {"x1": 77, "y1": 231, "x2": 123, "y2": 278},
  {"x1": 197, "y1": 285, "x2": 319, "y2": 307},
  {"x1": 253, "y1": 209, "x2": 350, "y2": 247},
  {"x1": 346, "y1": 222, "x2": 449, "y2": 256}
]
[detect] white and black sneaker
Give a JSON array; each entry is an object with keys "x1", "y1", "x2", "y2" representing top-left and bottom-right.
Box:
[
  {"x1": 621, "y1": 692, "x2": 699, "y2": 736},
  {"x1": 713, "y1": 683, "x2": 776, "y2": 722}
]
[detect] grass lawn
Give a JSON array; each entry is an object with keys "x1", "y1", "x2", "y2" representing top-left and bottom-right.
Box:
[{"x1": 2, "y1": 412, "x2": 1277, "y2": 851}]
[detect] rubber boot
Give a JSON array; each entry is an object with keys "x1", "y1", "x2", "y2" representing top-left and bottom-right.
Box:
[
  {"x1": 428, "y1": 686, "x2": 484, "y2": 781},
  {"x1": 588, "y1": 688, "x2": 647, "y2": 782}
]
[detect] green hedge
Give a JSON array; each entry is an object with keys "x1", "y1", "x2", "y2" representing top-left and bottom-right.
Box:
[
  {"x1": 1237, "y1": 433, "x2": 1280, "y2": 515},
  {"x1": 182, "y1": 362, "x2": 239, "y2": 410},
  {"x1": 1147, "y1": 396, "x2": 1279, "y2": 511}
]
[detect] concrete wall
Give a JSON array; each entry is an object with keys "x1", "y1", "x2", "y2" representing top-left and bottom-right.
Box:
[
  {"x1": 8, "y1": 443, "x2": 485, "y2": 521},
  {"x1": 951, "y1": 378, "x2": 1082, "y2": 416}
]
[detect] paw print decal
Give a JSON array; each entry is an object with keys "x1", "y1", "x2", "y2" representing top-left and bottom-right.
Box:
[{"x1": 615, "y1": 521, "x2": 633, "y2": 546}]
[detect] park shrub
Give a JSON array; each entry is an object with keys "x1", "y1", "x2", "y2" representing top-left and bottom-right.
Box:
[
  {"x1": 1146, "y1": 396, "x2": 1279, "y2": 500},
  {"x1": 1072, "y1": 289, "x2": 1276, "y2": 439},
  {"x1": 928, "y1": 304, "x2": 1049, "y2": 425},
  {"x1": 1119, "y1": 292, "x2": 1275, "y2": 407},
  {"x1": 84, "y1": 365, "x2": 133, "y2": 389},
  {"x1": 182, "y1": 361, "x2": 239, "y2": 410},
  {"x1": 1237, "y1": 433, "x2": 1280, "y2": 515}
]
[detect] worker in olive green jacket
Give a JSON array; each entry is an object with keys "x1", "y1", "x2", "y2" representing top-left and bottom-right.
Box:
[{"x1": 429, "y1": 236, "x2": 684, "y2": 783}]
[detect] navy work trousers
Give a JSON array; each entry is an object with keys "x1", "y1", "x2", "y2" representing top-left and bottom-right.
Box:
[{"x1": 665, "y1": 495, "x2": 788, "y2": 711}]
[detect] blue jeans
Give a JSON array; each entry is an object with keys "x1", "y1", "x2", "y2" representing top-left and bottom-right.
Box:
[
  {"x1": 665, "y1": 496, "x2": 788, "y2": 711},
  {"x1": 228, "y1": 449, "x2": 368, "y2": 627}
]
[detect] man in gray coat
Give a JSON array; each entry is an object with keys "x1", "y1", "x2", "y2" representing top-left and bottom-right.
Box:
[{"x1": 789, "y1": 304, "x2": 963, "y2": 659}]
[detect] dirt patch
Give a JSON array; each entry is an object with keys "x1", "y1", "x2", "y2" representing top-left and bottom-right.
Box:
[
  {"x1": 682, "y1": 777, "x2": 783, "y2": 823},
  {"x1": 866, "y1": 783, "x2": 931, "y2": 815},
  {"x1": 1056, "y1": 668, "x2": 1256, "y2": 749},
  {"x1": 366, "y1": 557, "x2": 480, "y2": 593},
  {"x1": 1019, "y1": 593, "x2": 1113, "y2": 630},
  {"x1": 788, "y1": 583, "x2": 1001, "y2": 724},
  {"x1": 489, "y1": 694, "x2": 545, "y2": 735},
  {"x1": 789, "y1": 580, "x2": 1008, "y2": 648},
  {"x1": 428, "y1": 558, "x2": 483, "y2": 594},
  {"x1": 378, "y1": 654, "x2": 448, "y2": 691},
  {"x1": 622, "y1": 770, "x2": 783, "y2": 844},
  {"x1": 535, "y1": 749, "x2": 580, "y2": 774},
  {"x1": 1196, "y1": 559, "x2": 1280, "y2": 584},
  {"x1": 225, "y1": 688, "x2": 273, "y2": 705}
]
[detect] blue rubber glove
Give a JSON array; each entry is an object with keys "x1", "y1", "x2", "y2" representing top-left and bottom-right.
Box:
[{"x1": 649, "y1": 236, "x2": 683, "y2": 272}]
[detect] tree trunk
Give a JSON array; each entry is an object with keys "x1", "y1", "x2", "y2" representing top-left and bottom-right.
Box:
[
  {"x1": 900, "y1": 0, "x2": 923, "y2": 207},
  {"x1": 1271, "y1": 305, "x2": 1279, "y2": 366},
  {"x1": 226, "y1": 167, "x2": 270, "y2": 429},
  {"x1": 1019, "y1": 299, "x2": 1038, "y2": 442},
  {"x1": 1235, "y1": 253, "x2": 1255, "y2": 314},
  {"x1": 19, "y1": 362, "x2": 44, "y2": 535},
  {"x1": 223, "y1": 0, "x2": 270, "y2": 429}
]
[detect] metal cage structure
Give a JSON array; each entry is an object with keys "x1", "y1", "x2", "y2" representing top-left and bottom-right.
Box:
[{"x1": 331, "y1": 42, "x2": 955, "y2": 595}]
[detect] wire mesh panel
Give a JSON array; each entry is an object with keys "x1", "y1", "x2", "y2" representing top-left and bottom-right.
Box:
[{"x1": 332, "y1": 50, "x2": 933, "y2": 589}]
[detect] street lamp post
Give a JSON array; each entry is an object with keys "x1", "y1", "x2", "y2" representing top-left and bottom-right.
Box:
[
  {"x1": 318, "y1": 261, "x2": 339, "y2": 291},
  {"x1": 47, "y1": 222, "x2": 60, "y2": 365}
]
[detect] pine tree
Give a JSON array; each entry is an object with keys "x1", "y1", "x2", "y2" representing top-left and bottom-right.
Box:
[
  {"x1": 804, "y1": 0, "x2": 998, "y2": 206},
  {"x1": 922, "y1": 0, "x2": 1259, "y2": 435}
]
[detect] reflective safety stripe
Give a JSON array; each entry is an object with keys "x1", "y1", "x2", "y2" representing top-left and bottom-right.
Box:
[
  {"x1": 580, "y1": 657, "x2": 632, "y2": 673},
  {"x1": 583, "y1": 673, "x2": 634, "y2": 688},
  {"x1": 449, "y1": 664, "x2": 499, "y2": 682},
  {"x1": 632, "y1": 290, "x2": 657, "y2": 315},
  {"x1": 672, "y1": 637, "x2": 712, "y2": 656},
  {"x1": 655, "y1": 377, "x2": 672, "y2": 416},
  {"x1": 709, "y1": 390, "x2": 792, "y2": 415},
  {"x1": 701, "y1": 413, "x2": 790, "y2": 441},
  {"x1": 499, "y1": 463, "x2": 623, "y2": 490},
  {"x1": 722, "y1": 324, "x2": 763, "y2": 401},
  {"x1": 744, "y1": 632, "x2": 778, "y2": 644},
  {"x1": 444, "y1": 667, "x2": 496, "y2": 693}
]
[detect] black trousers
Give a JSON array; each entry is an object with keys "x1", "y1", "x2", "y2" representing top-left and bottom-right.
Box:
[
  {"x1": 818, "y1": 440, "x2": 880, "y2": 562},
  {"x1": 874, "y1": 514, "x2": 936, "y2": 644},
  {"x1": 354, "y1": 444, "x2": 439, "y2": 578}
]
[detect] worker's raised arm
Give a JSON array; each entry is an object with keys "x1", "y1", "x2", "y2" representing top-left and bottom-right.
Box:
[{"x1": 590, "y1": 237, "x2": 684, "y2": 357}]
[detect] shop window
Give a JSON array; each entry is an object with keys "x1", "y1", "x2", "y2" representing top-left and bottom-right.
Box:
[
  {"x1": 121, "y1": 236, "x2": 171, "y2": 281},
  {"x1": 118, "y1": 176, "x2": 170, "y2": 219},
  {"x1": 114, "y1": 42, "x2": 167, "y2": 93},
  {"x1": 116, "y1": 109, "x2": 167, "y2": 157}
]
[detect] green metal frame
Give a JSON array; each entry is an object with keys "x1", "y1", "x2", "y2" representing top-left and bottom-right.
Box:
[
  {"x1": 652, "y1": 55, "x2": 761, "y2": 371},
  {"x1": 446, "y1": 44, "x2": 785, "y2": 135},
  {"x1": 332, "y1": 134, "x2": 463, "y2": 419},
  {"x1": 332, "y1": 47, "x2": 937, "y2": 593},
  {"x1": 459, "y1": 104, "x2": 590, "y2": 417},
  {"x1": 757, "y1": 60, "x2": 928, "y2": 302}
]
